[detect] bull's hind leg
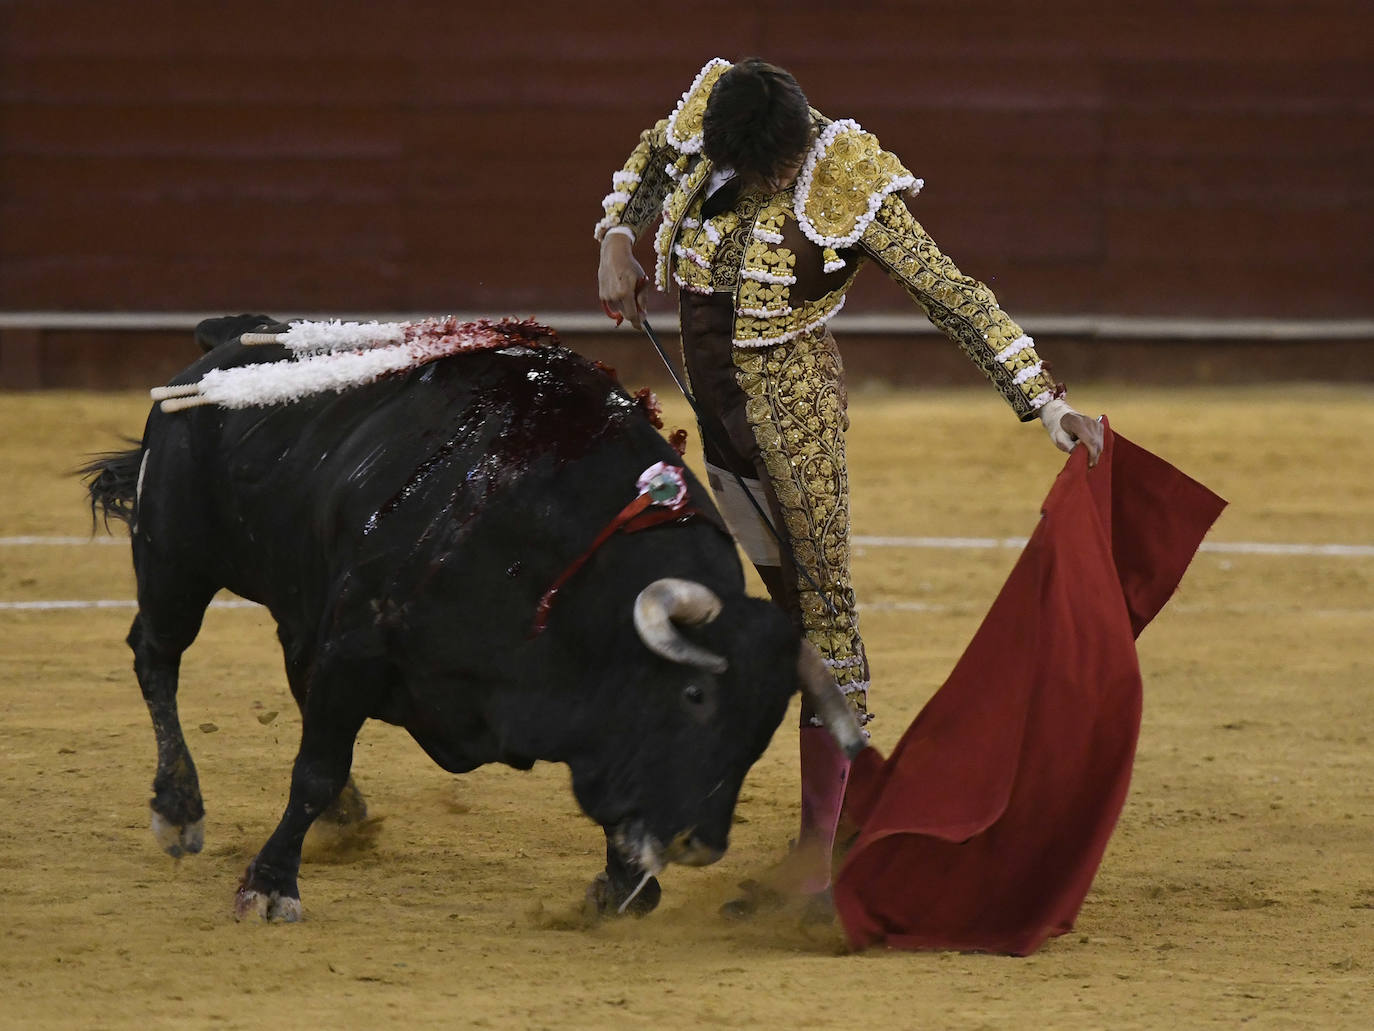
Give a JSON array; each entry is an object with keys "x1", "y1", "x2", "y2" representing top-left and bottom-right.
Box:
[
  {"x1": 235, "y1": 655, "x2": 384, "y2": 922},
  {"x1": 127, "y1": 583, "x2": 217, "y2": 857}
]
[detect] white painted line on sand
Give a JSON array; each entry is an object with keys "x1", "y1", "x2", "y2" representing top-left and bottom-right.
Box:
[
  {"x1": 8, "y1": 534, "x2": 1373, "y2": 557},
  {"x1": 0, "y1": 599, "x2": 261, "y2": 612},
  {"x1": 5, "y1": 598, "x2": 1370, "y2": 618},
  {"x1": 0, "y1": 536, "x2": 126, "y2": 546},
  {"x1": 852, "y1": 536, "x2": 1374, "y2": 558},
  {"x1": 859, "y1": 601, "x2": 1373, "y2": 617}
]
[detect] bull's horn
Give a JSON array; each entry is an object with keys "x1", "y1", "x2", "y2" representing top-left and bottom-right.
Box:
[
  {"x1": 796, "y1": 640, "x2": 867, "y2": 759},
  {"x1": 633, "y1": 578, "x2": 728, "y2": 673}
]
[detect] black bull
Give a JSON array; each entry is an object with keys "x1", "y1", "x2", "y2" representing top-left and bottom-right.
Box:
[{"x1": 84, "y1": 315, "x2": 863, "y2": 922}]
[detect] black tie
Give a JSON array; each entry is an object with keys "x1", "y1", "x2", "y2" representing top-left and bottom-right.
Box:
[{"x1": 701, "y1": 176, "x2": 744, "y2": 220}]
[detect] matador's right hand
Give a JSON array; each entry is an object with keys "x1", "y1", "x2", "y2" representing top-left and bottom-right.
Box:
[{"x1": 598, "y1": 232, "x2": 647, "y2": 329}]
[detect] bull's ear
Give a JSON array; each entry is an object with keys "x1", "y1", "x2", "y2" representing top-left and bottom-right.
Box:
[
  {"x1": 193, "y1": 314, "x2": 283, "y2": 352},
  {"x1": 796, "y1": 641, "x2": 865, "y2": 759}
]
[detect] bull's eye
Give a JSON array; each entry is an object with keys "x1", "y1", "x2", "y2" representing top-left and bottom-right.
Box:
[{"x1": 680, "y1": 681, "x2": 715, "y2": 723}]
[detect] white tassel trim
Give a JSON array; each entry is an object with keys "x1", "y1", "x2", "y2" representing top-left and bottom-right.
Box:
[
  {"x1": 593, "y1": 212, "x2": 622, "y2": 241},
  {"x1": 611, "y1": 170, "x2": 642, "y2": 187},
  {"x1": 673, "y1": 243, "x2": 710, "y2": 269},
  {"x1": 1011, "y1": 361, "x2": 1045, "y2": 386},
  {"x1": 993, "y1": 333, "x2": 1035, "y2": 364},
  {"x1": 742, "y1": 267, "x2": 797, "y2": 285},
  {"x1": 733, "y1": 297, "x2": 845, "y2": 347},
  {"x1": 665, "y1": 58, "x2": 731, "y2": 154},
  {"x1": 672, "y1": 271, "x2": 714, "y2": 295},
  {"x1": 752, "y1": 227, "x2": 784, "y2": 244},
  {"x1": 825, "y1": 655, "x2": 865, "y2": 669},
  {"x1": 823, "y1": 257, "x2": 846, "y2": 273},
  {"x1": 793, "y1": 118, "x2": 920, "y2": 249},
  {"x1": 1029, "y1": 389, "x2": 1055, "y2": 410},
  {"x1": 738, "y1": 305, "x2": 794, "y2": 318},
  {"x1": 808, "y1": 712, "x2": 874, "y2": 731},
  {"x1": 653, "y1": 220, "x2": 675, "y2": 289}
]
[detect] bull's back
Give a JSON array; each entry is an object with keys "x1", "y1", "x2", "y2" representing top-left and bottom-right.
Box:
[{"x1": 146, "y1": 343, "x2": 676, "y2": 634}]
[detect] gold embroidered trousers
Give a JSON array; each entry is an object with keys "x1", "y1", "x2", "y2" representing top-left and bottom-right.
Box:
[{"x1": 680, "y1": 293, "x2": 870, "y2": 728}]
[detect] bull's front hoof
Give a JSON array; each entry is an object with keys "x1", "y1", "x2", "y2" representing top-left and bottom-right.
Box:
[
  {"x1": 235, "y1": 860, "x2": 302, "y2": 922},
  {"x1": 234, "y1": 887, "x2": 303, "y2": 923},
  {"x1": 583, "y1": 870, "x2": 662, "y2": 919},
  {"x1": 150, "y1": 810, "x2": 205, "y2": 858}
]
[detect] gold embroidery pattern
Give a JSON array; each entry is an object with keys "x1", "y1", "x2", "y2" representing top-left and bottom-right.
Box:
[
  {"x1": 655, "y1": 160, "x2": 713, "y2": 291},
  {"x1": 595, "y1": 121, "x2": 676, "y2": 241},
  {"x1": 733, "y1": 290, "x2": 850, "y2": 347},
  {"x1": 665, "y1": 59, "x2": 731, "y2": 153},
  {"x1": 737, "y1": 263, "x2": 792, "y2": 314},
  {"x1": 732, "y1": 329, "x2": 869, "y2": 721},
  {"x1": 711, "y1": 189, "x2": 766, "y2": 294},
  {"x1": 754, "y1": 203, "x2": 787, "y2": 242},
  {"x1": 621, "y1": 144, "x2": 678, "y2": 237},
  {"x1": 732, "y1": 193, "x2": 860, "y2": 346},
  {"x1": 673, "y1": 205, "x2": 740, "y2": 295},
  {"x1": 795, "y1": 120, "x2": 918, "y2": 248},
  {"x1": 861, "y1": 195, "x2": 1058, "y2": 419}
]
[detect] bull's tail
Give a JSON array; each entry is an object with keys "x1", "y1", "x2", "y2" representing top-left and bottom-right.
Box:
[{"x1": 79, "y1": 442, "x2": 143, "y2": 531}]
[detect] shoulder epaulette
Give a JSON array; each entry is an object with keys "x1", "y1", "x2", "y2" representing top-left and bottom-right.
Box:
[
  {"x1": 664, "y1": 58, "x2": 732, "y2": 154},
  {"x1": 794, "y1": 118, "x2": 923, "y2": 249}
]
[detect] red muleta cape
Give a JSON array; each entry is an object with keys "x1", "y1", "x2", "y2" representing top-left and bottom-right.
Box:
[{"x1": 834, "y1": 418, "x2": 1226, "y2": 955}]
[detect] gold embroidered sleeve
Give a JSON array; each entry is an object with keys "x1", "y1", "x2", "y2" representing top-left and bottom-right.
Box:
[
  {"x1": 593, "y1": 119, "x2": 679, "y2": 242},
  {"x1": 859, "y1": 195, "x2": 1060, "y2": 420}
]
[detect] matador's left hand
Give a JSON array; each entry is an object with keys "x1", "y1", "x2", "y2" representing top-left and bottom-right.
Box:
[
  {"x1": 1039, "y1": 399, "x2": 1104, "y2": 467},
  {"x1": 1057, "y1": 412, "x2": 1104, "y2": 467}
]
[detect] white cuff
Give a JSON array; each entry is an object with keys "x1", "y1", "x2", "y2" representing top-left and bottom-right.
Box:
[
  {"x1": 1038, "y1": 397, "x2": 1081, "y2": 451},
  {"x1": 602, "y1": 225, "x2": 636, "y2": 244}
]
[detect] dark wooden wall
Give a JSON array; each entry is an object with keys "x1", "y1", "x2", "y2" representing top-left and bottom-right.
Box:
[{"x1": 3, "y1": 0, "x2": 1372, "y2": 320}]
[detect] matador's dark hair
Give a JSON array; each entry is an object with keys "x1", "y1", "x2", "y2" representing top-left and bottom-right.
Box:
[{"x1": 702, "y1": 58, "x2": 813, "y2": 182}]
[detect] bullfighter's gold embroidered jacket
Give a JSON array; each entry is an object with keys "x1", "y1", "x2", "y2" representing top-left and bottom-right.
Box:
[{"x1": 595, "y1": 58, "x2": 1062, "y2": 421}]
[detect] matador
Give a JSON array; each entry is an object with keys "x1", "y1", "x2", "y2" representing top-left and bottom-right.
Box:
[{"x1": 596, "y1": 57, "x2": 1103, "y2": 904}]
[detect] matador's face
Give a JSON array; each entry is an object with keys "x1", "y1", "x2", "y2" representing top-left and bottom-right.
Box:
[{"x1": 761, "y1": 154, "x2": 805, "y2": 194}]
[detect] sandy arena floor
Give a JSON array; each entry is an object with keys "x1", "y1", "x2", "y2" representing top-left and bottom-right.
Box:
[{"x1": 1, "y1": 382, "x2": 1371, "y2": 1029}]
